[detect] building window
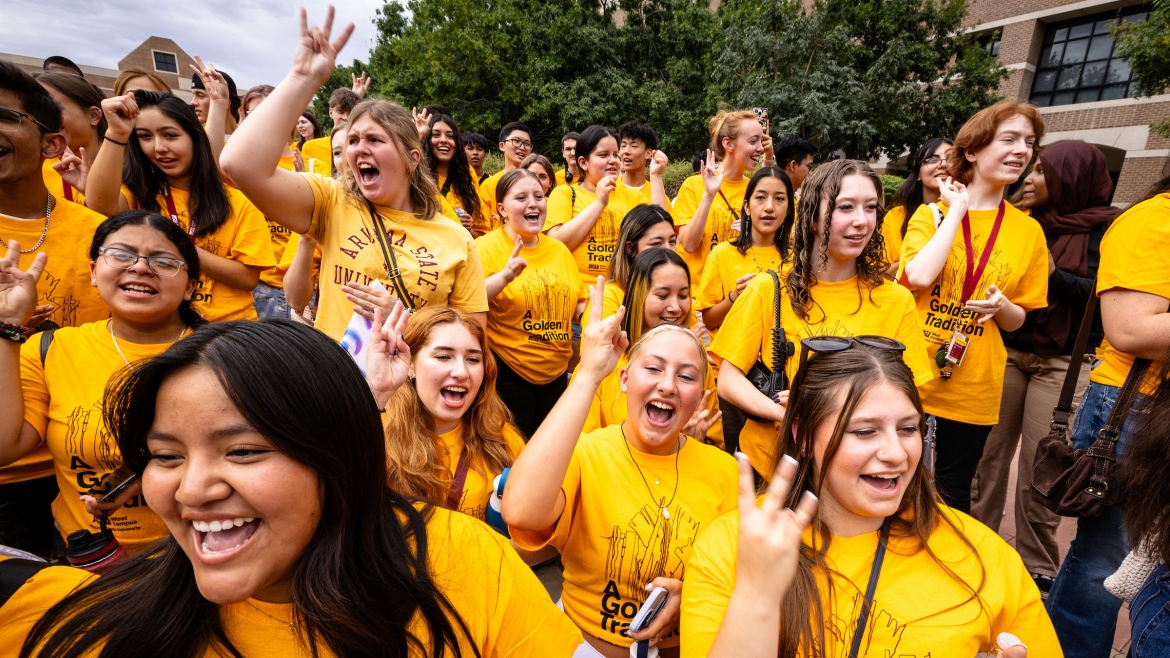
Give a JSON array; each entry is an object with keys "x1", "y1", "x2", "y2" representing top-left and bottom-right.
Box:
[
  {"x1": 1030, "y1": 5, "x2": 1148, "y2": 107},
  {"x1": 153, "y1": 51, "x2": 178, "y2": 73}
]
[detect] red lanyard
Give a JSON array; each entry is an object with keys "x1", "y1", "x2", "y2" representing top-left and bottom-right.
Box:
[
  {"x1": 160, "y1": 183, "x2": 195, "y2": 238},
  {"x1": 960, "y1": 200, "x2": 1005, "y2": 304},
  {"x1": 62, "y1": 182, "x2": 74, "y2": 202}
]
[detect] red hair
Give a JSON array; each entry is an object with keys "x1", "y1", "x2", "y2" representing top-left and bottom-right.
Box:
[{"x1": 948, "y1": 100, "x2": 1046, "y2": 184}]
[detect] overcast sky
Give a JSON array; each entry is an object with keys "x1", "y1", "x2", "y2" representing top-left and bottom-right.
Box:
[{"x1": 0, "y1": 0, "x2": 388, "y2": 89}]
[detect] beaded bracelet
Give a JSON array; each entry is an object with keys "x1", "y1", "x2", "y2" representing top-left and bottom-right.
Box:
[{"x1": 0, "y1": 321, "x2": 32, "y2": 343}]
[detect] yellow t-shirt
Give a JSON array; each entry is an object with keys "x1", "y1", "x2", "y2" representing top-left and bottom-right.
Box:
[
  {"x1": 1092, "y1": 193, "x2": 1170, "y2": 396},
  {"x1": 258, "y1": 155, "x2": 300, "y2": 289},
  {"x1": 477, "y1": 169, "x2": 506, "y2": 232},
  {"x1": 298, "y1": 136, "x2": 332, "y2": 177},
  {"x1": 477, "y1": 229, "x2": 584, "y2": 384},
  {"x1": 583, "y1": 353, "x2": 724, "y2": 448},
  {"x1": 898, "y1": 203, "x2": 1049, "y2": 424},
  {"x1": 0, "y1": 509, "x2": 584, "y2": 657},
  {"x1": 275, "y1": 231, "x2": 322, "y2": 288},
  {"x1": 578, "y1": 282, "x2": 701, "y2": 335},
  {"x1": 0, "y1": 194, "x2": 110, "y2": 487},
  {"x1": 20, "y1": 322, "x2": 174, "y2": 553},
  {"x1": 437, "y1": 424, "x2": 526, "y2": 520},
  {"x1": 881, "y1": 205, "x2": 908, "y2": 267},
  {"x1": 304, "y1": 175, "x2": 489, "y2": 342},
  {"x1": 710, "y1": 272, "x2": 933, "y2": 477},
  {"x1": 510, "y1": 425, "x2": 738, "y2": 648},
  {"x1": 681, "y1": 506, "x2": 1063, "y2": 658},
  {"x1": 696, "y1": 242, "x2": 785, "y2": 342},
  {"x1": 555, "y1": 168, "x2": 579, "y2": 187},
  {"x1": 123, "y1": 185, "x2": 275, "y2": 322},
  {"x1": 616, "y1": 178, "x2": 672, "y2": 214},
  {"x1": 545, "y1": 182, "x2": 646, "y2": 289},
  {"x1": 439, "y1": 174, "x2": 492, "y2": 235},
  {"x1": 41, "y1": 159, "x2": 86, "y2": 205},
  {"x1": 672, "y1": 174, "x2": 750, "y2": 287}
]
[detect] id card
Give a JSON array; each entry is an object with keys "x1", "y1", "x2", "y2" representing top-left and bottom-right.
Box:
[{"x1": 945, "y1": 331, "x2": 969, "y2": 366}]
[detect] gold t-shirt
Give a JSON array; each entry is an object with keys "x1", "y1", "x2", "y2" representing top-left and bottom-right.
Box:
[
  {"x1": 710, "y1": 272, "x2": 933, "y2": 477},
  {"x1": 477, "y1": 169, "x2": 506, "y2": 232},
  {"x1": 436, "y1": 424, "x2": 526, "y2": 520},
  {"x1": 897, "y1": 202, "x2": 1049, "y2": 424},
  {"x1": 615, "y1": 177, "x2": 672, "y2": 214},
  {"x1": 123, "y1": 185, "x2": 276, "y2": 322},
  {"x1": 880, "y1": 205, "x2": 908, "y2": 266},
  {"x1": 672, "y1": 174, "x2": 750, "y2": 287},
  {"x1": 304, "y1": 175, "x2": 489, "y2": 342},
  {"x1": 298, "y1": 136, "x2": 332, "y2": 177},
  {"x1": 1092, "y1": 193, "x2": 1170, "y2": 396},
  {"x1": 20, "y1": 322, "x2": 174, "y2": 553},
  {"x1": 681, "y1": 505, "x2": 1063, "y2": 658},
  {"x1": 545, "y1": 182, "x2": 646, "y2": 289},
  {"x1": 41, "y1": 159, "x2": 86, "y2": 205},
  {"x1": 258, "y1": 155, "x2": 299, "y2": 289},
  {"x1": 476, "y1": 229, "x2": 584, "y2": 384},
  {"x1": 510, "y1": 425, "x2": 738, "y2": 648},
  {"x1": 695, "y1": 242, "x2": 785, "y2": 342}
]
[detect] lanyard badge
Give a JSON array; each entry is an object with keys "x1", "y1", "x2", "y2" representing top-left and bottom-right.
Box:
[{"x1": 936, "y1": 201, "x2": 1005, "y2": 381}]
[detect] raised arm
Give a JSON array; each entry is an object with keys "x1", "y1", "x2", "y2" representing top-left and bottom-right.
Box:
[
  {"x1": 220, "y1": 7, "x2": 354, "y2": 234},
  {"x1": 502, "y1": 277, "x2": 627, "y2": 531},
  {"x1": 190, "y1": 57, "x2": 230, "y2": 170},
  {"x1": 85, "y1": 95, "x2": 137, "y2": 217},
  {"x1": 902, "y1": 178, "x2": 968, "y2": 290},
  {"x1": 679, "y1": 150, "x2": 722, "y2": 253},
  {"x1": 649, "y1": 149, "x2": 670, "y2": 210},
  {"x1": 546, "y1": 176, "x2": 613, "y2": 251},
  {"x1": 0, "y1": 245, "x2": 51, "y2": 467}
]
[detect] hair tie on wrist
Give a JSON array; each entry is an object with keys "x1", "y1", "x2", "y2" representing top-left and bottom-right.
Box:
[{"x1": 105, "y1": 136, "x2": 128, "y2": 147}]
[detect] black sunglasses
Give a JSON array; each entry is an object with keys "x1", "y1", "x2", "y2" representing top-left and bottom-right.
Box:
[
  {"x1": 787, "y1": 335, "x2": 907, "y2": 411},
  {"x1": 0, "y1": 107, "x2": 53, "y2": 134}
]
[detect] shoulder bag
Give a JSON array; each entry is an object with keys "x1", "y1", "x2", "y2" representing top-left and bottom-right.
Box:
[
  {"x1": 742, "y1": 269, "x2": 794, "y2": 423},
  {"x1": 1031, "y1": 289, "x2": 1151, "y2": 517}
]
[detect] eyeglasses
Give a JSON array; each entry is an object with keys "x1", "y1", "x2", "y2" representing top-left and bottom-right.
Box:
[
  {"x1": 0, "y1": 107, "x2": 53, "y2": 134},
  {"x1": 922, "y1": 156, "x2": 944, "y2": 166},
  {"x1": 503, "y1": 137, "x2": 532, "y2": 151},
  {"x1": 787, "y1": 335, "x2": 906, "y2": 411},
  {"x1": 99, "y1": 247, "x2": 187, "y2": 277}
]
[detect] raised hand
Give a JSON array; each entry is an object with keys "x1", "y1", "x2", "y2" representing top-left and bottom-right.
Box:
[
  {"x1": 578, "y1": 275, "x2": 628, "y2": 382},
  {"x1": 190, "y1": 56, "x2": 230, "y2": 105},
  {"x1": 0, "y1": 243, "x2": 47, "y2": 327},
  {"x1": 595, "y1": 175, "x2": 616, "y2": 207},
  {"x1": 649, "y1": 149, "x2": 669, "y2": 177},
  {"x1": 291, "y1": 6, "x2": 355, "y2": 86},
  {"x1": 54, "y1": 146, "x2": 89, "y2": 193},
  {"x1": 701, "y1": 149, "x2": 723, "y2": 197},
  {"x1": 937, "y1": 176, "x2": 968, "y2": 214},
  {"x1": 729, "y1": 272, "x2": 756, "y2": 302},
  {"x1": 351, "y1": 71, "x2": 371, "y2": 98},
  {"x1": 762, "y1": 118, "x2": 774, "y2": 160},
  {"x1": 682, "y1": 390, "x2": 722, "y2": 443},
  {"x1": 411, "y1": 107, "x2": 432, "y2": 142},
  {"x1": 292, "y1": 148, "x2": 305, "y2": 173},
  {"x1": 501, "y1": 235, "x2": 528, "y2": 283},
  {"x1": 733, "y1": 453, "x2": 817, "y2": 603},
  {"x1": 100, "y1": 94, "x2": 139, "y2": 143},
  {"x1": 366, "y1": 301, "x2": 412, "y2": 409}
]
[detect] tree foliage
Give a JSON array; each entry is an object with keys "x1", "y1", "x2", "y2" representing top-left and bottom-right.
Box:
[
  {"x1": 1113, "y1": 0, "x2": 1170, "y2": 137},
  {"x1": 311, "y1": 60, "x2": 363, "y2": 133}
]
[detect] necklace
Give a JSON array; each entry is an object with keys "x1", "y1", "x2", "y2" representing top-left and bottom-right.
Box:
[
  {"x1": 620, "y1": 423, "x2": 682, "y2": 520},
  {"x1": 245, "y1": 599, "x2": 298, "y2": 634},
  {"x1": 109, "y1": 321, "x2": 187, "y2": 366},
  {"x1": 749, "y1": 244, "x2": 781, "y2": 273},
  {"x1": 0, "y1": 193, "x2": 52, "y2": 253}
]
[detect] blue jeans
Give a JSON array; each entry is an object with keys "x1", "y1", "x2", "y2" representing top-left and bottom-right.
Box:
[
  {"x1": 1132, "y1": 563, "x2": 1170, "y2": 657},
  {"x1": 1046, "y1": 380, "x2": 1150, "y2": 658},
  {"x1": 252, "y1": 282, "x2": 288, "y2": 320}
]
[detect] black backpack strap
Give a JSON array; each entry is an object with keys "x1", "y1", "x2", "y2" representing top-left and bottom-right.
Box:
[
  {"x1": 39, "y1": 328, "x2": 57, "y2": 367},
  {"x1": 0, "y1": 558, "x2": 51, "y2": 609}
]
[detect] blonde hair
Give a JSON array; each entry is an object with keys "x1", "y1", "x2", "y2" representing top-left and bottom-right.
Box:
[
  {"x1": 708, "y1": 109, "x2": 758, "y2": 158},
  {"x1": 113, "y1": 68, "x2": 171, "y2": 96},
  {"x1": 628, "y1": 324, "x2": 709, "y2": 381},
  {"x1": 340, "y1": 99, "x2": 442, "y2": 220}
]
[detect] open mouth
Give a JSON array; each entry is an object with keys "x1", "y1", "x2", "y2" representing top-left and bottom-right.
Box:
[
  {"x1": 358, "y1": 162, "x2": 380, "y2": 186},
  {"x1": 156, "y1": 157, "x2": 178, "y2": 168},
  {"x1": 523, "y1": 211, "x2": 541, "y2": 225},
  {"x1": 645, "y1": 400, "x2": 676, "y2": 427},
  {"x1": 120, "y1": 282, "x2": 158, "y2": 297},
  {"x1": 439, "y1": 386, "x2": 468, "y2": 406},
  {"x1": 860, "y1": 473, "x2": 900, "y2": 492},
  {"x1": 192, "y1": 517, "x2": 259, "y2": 556}
]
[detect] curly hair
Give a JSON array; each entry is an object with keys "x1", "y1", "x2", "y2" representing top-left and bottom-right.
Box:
[{"x1": 787, "y1": 159, "x2": 888, "y2": 321}]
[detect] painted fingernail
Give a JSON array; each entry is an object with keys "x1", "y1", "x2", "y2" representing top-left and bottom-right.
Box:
[
  {"x1": 645, "y1": 583, "x2": 654, "y2": 591},
  {"x1": 801, "y1": 490, "x2": 818, "y2": 503},
  {"x1": 735, "y1": 451, "x2": 747, "y2": 459},
  {"x1": 782, "y1": 454, "x2": 799, "y2": 467}
]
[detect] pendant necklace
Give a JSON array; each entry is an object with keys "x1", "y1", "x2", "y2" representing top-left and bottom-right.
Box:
[{"x1": 621, "y1": 423, "x2": 682, "y2": 520}]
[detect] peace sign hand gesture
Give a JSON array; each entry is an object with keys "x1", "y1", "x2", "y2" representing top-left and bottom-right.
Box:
[
  {"x1": 0, "y1": 242, "x2": 47, "y2": 327},
  {"x1": 291, "y1": 6, "x2": 355, "y2": 86},
  {"x1": 411, "y1": 107, "x2": 432, "y2": 141},
  {"x1": 701, "y1": 149, "x2": 723, "y2": 198},
  {"x1": 190, "y1": 56, "x2": 230, "y2": 105},
  {"x1": 366, "y1": 300, "x2": 412, "y2": 410}
]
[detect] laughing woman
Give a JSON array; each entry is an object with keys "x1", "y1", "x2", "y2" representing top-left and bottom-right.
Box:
[
  {"x1": 84, "y1": 91, "x2": 275, "y2": 322},
  {"x1": 0, "y1": 317, "x2": 585, "y2": 657},
  {"x1": 220, "y1": 11, "x2": 487, "y2": 342},
  {"x1": 504, "y1": 281, "x2": 737, "y2": 657},
  {"x1": 424, "y1": 112, "x2": 488, "y2": 235}
]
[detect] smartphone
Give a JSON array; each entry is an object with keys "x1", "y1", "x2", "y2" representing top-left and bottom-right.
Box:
[
  {"x1": 753, "y1": 107, "x2": 769, "y2": 123},
  {"x1": 629, "y1": 587, "x2": 668, "y2": 634},
  {"x1": 94, "y1": 467, "x2": 138, "y2": 504}
]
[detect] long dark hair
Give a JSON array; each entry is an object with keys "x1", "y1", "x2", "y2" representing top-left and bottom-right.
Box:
[
  {"x1": 423, "y1": 114, "x2": 481, "y2": 225},
  {"x1": 607, "y1": 204, "x2": 674, "y2": 287},
  {"x1": 124, "y1": 90, "x2": 231, "y2": 238},
  {"x1": 734, "y1": 166, "x2": 793, "y2": 257},
  {"x1": 770, "y1": 346, "x2": 985, "y2": 656},
  {"x1": 297, "y1": 110, "x2": 323, "y2": 149},
  {"x1": 88, "y1": 211, "x2": 206, "y2": 329},
  {"x1": 890, "y1": 137, "x2": 954, "y2": 238},
  {"x1": 788, "y1": 159, "x2": 888, "y2": 321},
  {"x1": 22, "y1": 320, "x2": 476, "y2": 658},
  {"x1": 1119, "y1": 352, "x2": 1170, "y2": 567},
  {"x1": 621, "y1": 249, "x2": 690, "y2": 350},
  {"x1": 35, "y1": 71, "x2": 108, "y2": 139},
  {"x1": 574, "y1": 125, "x2": 617, "y2": 185}
]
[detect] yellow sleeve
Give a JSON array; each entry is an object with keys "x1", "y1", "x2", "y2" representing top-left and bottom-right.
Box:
[
  {"x1": 679, "y1": 511, "x2": 740, "y2": 658},
  {"x1": 226, "y1": 196, "x2": 277, "y2": 267},
  {"x1": 697, "y1": 245, "x2": 727, "y2": 310},
  {"x1": 896, "y1": 203, "x2": 936, "y2": 285},
  {"x1": 19, "y1": 335, "x2": 51, "y2": 440},
  {"x1": 475, "y1": 233, "x2": 501, "y2": 279},
  {"x1": 544, "y1": 184, "x2": 575, "y2": 230},
  {"x1": 1098, "y1": 196, "x2": 1170, "y2": 300},
  {"x1": 437, "y1": 195, "x2": 460, "y2": 226},
  {"x1": 881, "y1": 206, "x2": 906, "y2": 264},
  {"x1": 449, "y1": 239, "x2": 490, "y2": 313},
  {"x1": 709, "y1": 276, "x2": 767, "y2": 371},
  {"x1": 508, "y1": 443, "x2": 583, "y2": 552},
  {"x1": 1006, "y1": 217, "x2": 1051, "y2": 312},
  {"x1": 305, "y1": 172, "x2": 343, "y2": 243},
  {"x1": 992, "y1": 546, "x2": 1065, "y2": 657},
  {"x1": 893, "y1": 289, "x2": 934, "y2": 387},
  {"x1": 672, "y1": 176, "x2": 701, "y2": 226}
]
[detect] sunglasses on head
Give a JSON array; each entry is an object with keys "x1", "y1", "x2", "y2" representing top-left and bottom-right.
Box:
[{"x1": 787, "y1": 335, "x2": 906, "y2": 411}]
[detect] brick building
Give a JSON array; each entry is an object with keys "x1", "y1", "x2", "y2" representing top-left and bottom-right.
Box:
[
  {"x1": 966, "y1": 0, "x2": 1168, "y2": 207},
  {"x1": 2, "y1": 36, "x2": 197, "y2": 101}
]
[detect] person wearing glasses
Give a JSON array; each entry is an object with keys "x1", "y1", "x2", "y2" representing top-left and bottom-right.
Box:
[
  {"x1": 680, "y1": 343, "x2": 1057, "y2": 658},
  {"x1": 0, "y1": 63, "x2": 113, "y2": 557},
  {"x1": 898, "y1": 101, "x2": 1049, "y2": 515},
  {"x1": 882, "y1": 137, "x2": 954, "y2": 276},
  {"x1": 504, "y1": 279, "x2": 736, "y2": 657},
  {"x1": 476, "y1": 121, "x2": 533, "y2": 229},
  {"x1": 712, "y1": 159, "x2": 931, "y2": 479},
  {"x1": 0, "y1": 211, "x2": 204, "y2": 558}
]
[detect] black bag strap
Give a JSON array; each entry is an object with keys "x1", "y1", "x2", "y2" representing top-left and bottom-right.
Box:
[
  {"x1": 849, "y1": 518, "x2": 891, "y2": 658},
  {"x1": 570, "y1": 186, "x2": 576, "y2": 218},
  {"x1": 1098, "y1": 357, "x2": 1152, "y2": 443},
  {"x1": 39, "y1": 328, "x2": 57, "y2": 367},
  {"x1": 1051, "y1": 290, "x2": 1098, "y2": 431},
  {"x1": 440, "y1": 176, "x2": 453, "y2": 197},
  {"x1": 364, "y1": 198, "x2": 416, "y2": 311},
  {"x1": 0, "y1": 558, "x2": 51, "y2": 609}
]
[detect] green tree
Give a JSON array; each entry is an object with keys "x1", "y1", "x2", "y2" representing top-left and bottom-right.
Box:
[
  {"x1": 1113, "y1": 0, "x2": 1170, "y2": 137},
  {"x1": 311, "y1": 60, "x2": 363, "y2": 133},
  {"x1": 711, "y1": 0, "x2": 1008, "y2": 162}
]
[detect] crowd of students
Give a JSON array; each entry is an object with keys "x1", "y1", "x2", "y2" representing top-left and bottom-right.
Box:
[{"x1": 0, "y1": 7, "x2": 1168, "y2": 657}]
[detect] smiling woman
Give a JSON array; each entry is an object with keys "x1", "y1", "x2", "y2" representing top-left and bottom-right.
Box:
[{"x1": 0, "y1": 318, "x2": 584, "y2": 657}]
